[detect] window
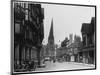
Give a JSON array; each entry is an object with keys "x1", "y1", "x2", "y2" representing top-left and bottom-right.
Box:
[
  {"x1": 15, "y1": 23, "x2": 20, "y2": 33},
  {"x1": 83, "y1": 36, "x2": 86, "y2": 46}
]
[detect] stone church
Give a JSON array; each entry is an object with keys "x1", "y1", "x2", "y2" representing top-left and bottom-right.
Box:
[{"x1": 46, "y1": 19, "x2": 55, "y2": 58}]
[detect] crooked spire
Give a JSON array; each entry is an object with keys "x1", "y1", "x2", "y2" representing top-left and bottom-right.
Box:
[{"x1": 48, "y1": 18, "x2": 54, "y2": 40}]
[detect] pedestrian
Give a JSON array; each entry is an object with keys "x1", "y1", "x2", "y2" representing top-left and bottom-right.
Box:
[{"x1": 53, "y1": 59, "x2": 55, "y2": 63}]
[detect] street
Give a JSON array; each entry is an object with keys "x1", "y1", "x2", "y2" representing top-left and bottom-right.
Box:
[
  {"x1": 35, "y1": 61, "x2": 95, "y2": 72},
  {"x1": 14, "y1": 61, "x2": 95, "y2": 74}
]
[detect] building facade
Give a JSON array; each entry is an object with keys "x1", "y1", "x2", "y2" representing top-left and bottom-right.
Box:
[
  {"x1": 78, "y1": 17, "x2": 95, "y2": 64},
  {"x1": 67, "y1": 34, "x2": 82, "y2": 62},
  {"x1": 14, "y1": 2, "x2": 44, "y2": 71}
]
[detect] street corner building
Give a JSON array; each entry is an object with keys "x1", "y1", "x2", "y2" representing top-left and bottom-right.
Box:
[
  {"x1": 13, "y1": 2, "x2": 44, "y2": 72},
  {"x1": 78, "y1": 17, "x2": 96, "y2": 64}
]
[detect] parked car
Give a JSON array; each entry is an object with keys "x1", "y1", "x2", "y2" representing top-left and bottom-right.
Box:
[{"x1": 44, "y1": 57, "x2": 50, "y2": 61}]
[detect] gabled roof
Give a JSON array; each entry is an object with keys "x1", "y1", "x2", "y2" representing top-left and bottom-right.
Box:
[
  {"x1": 81, "y1": 17, "x2": 95, "y2": 34},
  {"x1": 81, "y1": 23, "x2": 91, "y2": 34}
]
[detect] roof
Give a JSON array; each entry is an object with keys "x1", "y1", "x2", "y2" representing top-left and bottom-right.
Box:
[
  {"x1": 81, "y1": 23, "x2": 91, "y2": 34},
  {"x1": 81, "y1": 17, "x2": 95, "y2": 34}
]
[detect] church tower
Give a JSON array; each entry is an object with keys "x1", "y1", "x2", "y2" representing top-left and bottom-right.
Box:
[
  {"x1": 48, "y1": 19, "x2": 54, "y2": 44},
  {"x1": 47, "y1": 19, "x2": 55, "y2": 58}
]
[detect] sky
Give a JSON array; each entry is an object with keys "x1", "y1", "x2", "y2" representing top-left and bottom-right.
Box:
[{"x1": 41, "y1": 3, "x2": 95, "y2": 45}]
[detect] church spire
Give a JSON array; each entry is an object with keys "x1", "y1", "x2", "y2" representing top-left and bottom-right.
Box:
[{"x1": 48, "y1": 19, "x2": 54, "y2": 40}]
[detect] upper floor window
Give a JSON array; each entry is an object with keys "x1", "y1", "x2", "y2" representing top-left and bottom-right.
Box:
[
  {"x1": 15, "y1": 23, "x2": 20, "y2": 33},
  {"x1": 83, "y1": 36, "x2": 86, "y2": 46}
]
